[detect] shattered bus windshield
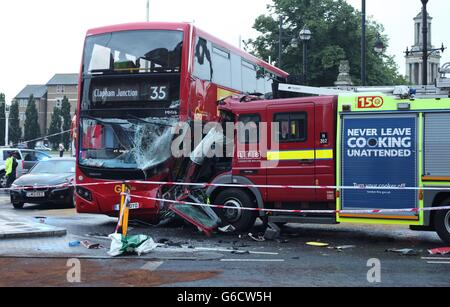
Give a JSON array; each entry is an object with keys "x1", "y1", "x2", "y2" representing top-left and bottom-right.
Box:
[
  {"x1": 79, "y1": 116, "x2": 176, "y2": 170},
  {"x1": 83, "y1": 30, "x2": 183, "y2": 74}
]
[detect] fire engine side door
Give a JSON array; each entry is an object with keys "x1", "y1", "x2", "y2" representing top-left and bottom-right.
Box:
[
  {"x1": 266, "y1": 103, "x2": 316, "y2": 202},
  {"x1": 232, "y1": 110, "x2": 267, "y2": 199}
]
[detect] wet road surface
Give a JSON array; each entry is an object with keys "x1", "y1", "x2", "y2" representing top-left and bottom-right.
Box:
[{"x1": 0, "y1": 192, "x2": 449, "y2": 287}]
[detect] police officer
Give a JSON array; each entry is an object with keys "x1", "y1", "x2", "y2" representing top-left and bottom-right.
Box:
[{"x1": 5, "y1": 152, "x2": 18, "y2": 188}]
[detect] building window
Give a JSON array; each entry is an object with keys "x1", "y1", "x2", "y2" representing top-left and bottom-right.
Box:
[
  {"x1": 56, "y1": 98, "x2": 63, "y2": 108},
  {"x1": 57, "y1": 85, "x2": 65, "y2": 94},
  {"x1": 19, "y1": 100, "x2": 28, "y2": 108}
]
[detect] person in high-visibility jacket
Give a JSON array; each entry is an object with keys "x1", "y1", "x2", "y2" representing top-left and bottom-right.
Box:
[{"x1": 5, "y1": 152, "x2": 18, "y2": 188}]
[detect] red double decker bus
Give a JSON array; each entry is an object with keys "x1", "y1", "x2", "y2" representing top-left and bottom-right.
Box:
[{"x1": 74, "y1": 22, "x2": 288, "y2": 222}]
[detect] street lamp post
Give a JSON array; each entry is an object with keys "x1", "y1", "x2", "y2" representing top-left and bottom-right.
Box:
[
  {"x1": 361, "y1": 0, "x2": 366, "y2": 86},
  {"x1": 5, "y1": 104, "x2": 10, "y2": 147},
  {"x1": 421, "y1": 0, "x2": 429, "y2": 85},
  {"x1": 278, "y1": 16, "x2": 283, "y2": 69},
  {"x1": 299, "y1": 25, "x2": 312, "y2": 85}
]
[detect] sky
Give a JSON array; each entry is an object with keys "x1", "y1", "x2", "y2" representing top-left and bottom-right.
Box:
[{"x1": 0, "y1": 0, "x2": 449, "y2": 102}]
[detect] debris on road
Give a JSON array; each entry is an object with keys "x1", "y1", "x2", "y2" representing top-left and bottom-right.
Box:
[
  {"x1": 69, "y1": 241, "x2": 81, "y2": 247},
  {"x1": 218, "y1": 225, "x2": 236, "y2": 233},
  {"x1": 108, "y1": 234, "x2": 158, "y2": 257},
  {"x1": 264, "y1": 223, "x2": 281, "y2": 241},
  {"x1": 248, "y1": 233, "x2": 266, "y2": 242},
  {"x1": 306, "y1": 242, "x2": 330, "y2": 247},
  {"x1": 81, "y1": 240, "x2": 104, "y2": 250},
  {"x1": 34, "y1": 217, "x2": 47, "y2": 224},
  {"x1": 428, "y1": 247, "x2": 450, "y2": 255},
  {"x1": 328, "y1": 245, "x2": 356, "y2": 251},
  {"x1": 386, "y1": 248, "x2": 420, "y2": 256}
]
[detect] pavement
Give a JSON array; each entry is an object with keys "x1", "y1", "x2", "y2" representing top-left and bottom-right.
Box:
[
  {"x1": 0, "y1": 209, "x2": 66, "y2": 239},
  {"x1": 0, "y1": 192, "x2": 450, "y2": 287}
]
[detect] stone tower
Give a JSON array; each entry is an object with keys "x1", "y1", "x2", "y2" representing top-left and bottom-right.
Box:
[{"x1": 405, "y1": 11, "x2": 441, "y2": 85}]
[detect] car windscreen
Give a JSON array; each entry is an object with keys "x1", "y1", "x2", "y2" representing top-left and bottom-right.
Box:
[{"x1": 31, "y1": 161, "x2": 75, "y2": 174}]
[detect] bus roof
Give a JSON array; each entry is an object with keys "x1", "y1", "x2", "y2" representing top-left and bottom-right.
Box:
[{"x1": 85, "y1": 22, "x2": 288, "y2": 78}]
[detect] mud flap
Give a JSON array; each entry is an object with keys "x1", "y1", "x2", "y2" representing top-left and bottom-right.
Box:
[{"x1": 169, "y1": 195, "x2": 221, "y2": 236}]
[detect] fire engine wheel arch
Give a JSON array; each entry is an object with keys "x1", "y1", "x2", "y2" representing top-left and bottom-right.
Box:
[
  {"x1": 434, "y1": 198, "x2": 450, "y2": 245},
  {"x1": 213, "y1": 188, "x2": 258, "y2": 232}
]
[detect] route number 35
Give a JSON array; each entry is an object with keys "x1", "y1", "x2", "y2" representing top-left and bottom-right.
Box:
[
  {"x1": 149, "y1": 85, "x2": 169, "y2": 101},
  {"x1": 357, "y1": 96, "x2": 384, "y2": 109}
]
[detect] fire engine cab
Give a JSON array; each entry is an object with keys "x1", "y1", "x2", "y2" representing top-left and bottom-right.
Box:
[{"x1": 203, "y1": 86, "x2": 450, "y2": 244}]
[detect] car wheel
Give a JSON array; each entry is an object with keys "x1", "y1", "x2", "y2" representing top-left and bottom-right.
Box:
[
  {"x1": 214, "y1": 189, "x2": 257, "y2": 233},
  {"x1": 12, "y1": 202, "x2": 24, "y2": 209},
  {"x1": 0, "y1": 172, "x2": 6, "y2": 189},
  {"x1": 434, "y1": 199, "x2": 450, "y2": 245}
]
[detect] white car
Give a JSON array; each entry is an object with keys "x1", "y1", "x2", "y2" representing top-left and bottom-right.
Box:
[{"x1": 0, "y1": 148, "x2": 51, "y2": 188}]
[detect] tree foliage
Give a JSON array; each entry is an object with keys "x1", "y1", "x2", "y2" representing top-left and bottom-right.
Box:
[
  {"x1": 8, "y1": 101, "x2": 21, "y2": 146},
  {"x1": 246, "y1": 0, "x2": 407, "y2": 86},
  {"x1": 48, "y1": 106, "x2": 62, "y2": 150},
  {"x1": 60, "y1": 96, "x2": 71, "y2": 149},
  {"x1": 24, "y1": 95, "x2": 41, "y2": 148}
]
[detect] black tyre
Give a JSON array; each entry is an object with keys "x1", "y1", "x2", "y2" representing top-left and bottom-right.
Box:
[
  {"x1": 434, "y1": 199, "x2": 450, "y2": 245},
  {"x1": 12, "y1": 202, "x2": 24, "y2": 209},
  {"x1": 214, "y1": 189, "x2": 257, "y2": 232},
  {"x1": 0, "y1": 172, "x2": 6, "y2": 189}
]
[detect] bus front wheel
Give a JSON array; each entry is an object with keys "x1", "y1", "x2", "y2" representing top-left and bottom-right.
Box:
[{"x1": 434, "y1": 199, "x2": 450, "y2": 245}]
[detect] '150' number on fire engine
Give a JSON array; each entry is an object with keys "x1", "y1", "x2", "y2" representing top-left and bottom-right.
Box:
[{"x1": 358, "y1": 96, "x2": 384, "y2": 109}]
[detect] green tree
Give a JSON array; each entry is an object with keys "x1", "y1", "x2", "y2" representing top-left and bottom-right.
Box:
[
  {"x1": 48, "y1": 106, "x2": 62, "y2": 150},
  {"x1": 60, "y1": 96, "x2": 71, "y2": 149},
  {"x1": 246, "y1": 0, "x2": 407, "y2": 86},
  {"x1": 0, "y1": 93, "x2": 5, "y2": 146},
  {"x1": 24, "y1": 95, "x2": 41, "y2": 149},
  {"x1": 8, "y1": 101, "x2": 21, "y2": 146}
]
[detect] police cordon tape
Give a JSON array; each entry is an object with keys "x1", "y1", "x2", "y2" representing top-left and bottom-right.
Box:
[
  {"x1": 2, "y1": 180, "x2": 450, "y2": 214},
  {"x1": 15, "y1": 129, "x2": 71, "y2": 147},
  {"x1": 126, "y1": 193, "x2": 450, "y2": 215},
  {"x1": 3, "y1": 179, "x2": 450, "y2": 193}
]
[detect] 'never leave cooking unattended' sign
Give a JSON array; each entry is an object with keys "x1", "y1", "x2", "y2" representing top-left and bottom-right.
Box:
[{"x1": 341, "y1": 115, "x2": 418, "y2": 213}]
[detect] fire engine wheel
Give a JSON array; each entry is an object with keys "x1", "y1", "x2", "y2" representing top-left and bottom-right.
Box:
[
  {"x1": 214, "y1": 189, "x2": 257, "y2": 233},
  {"x1": 434, "y1": 200, "x2": 450, "y2": 245}
]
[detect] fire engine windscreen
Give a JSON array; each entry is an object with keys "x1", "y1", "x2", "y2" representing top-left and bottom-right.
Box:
[{"x1": 79, "y1": 117, "x2": 177, "y2": 171}]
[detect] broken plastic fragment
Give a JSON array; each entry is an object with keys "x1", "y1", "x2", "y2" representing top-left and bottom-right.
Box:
[
  {"x1": 248, "y1": 233, "x2": 266, "y2": 242},
  {"x1": 386, "y1": 248, "x2": 419, "y2": 256},
  {"x1": 219, "y1": 225, "x2": 236, "y2": 233},
  {"x1": 428, "y1": 247, "x2": 450, "y2": 255},
  {"x1": 329, "y1": 245, "x2": 356, "y2": 251}
]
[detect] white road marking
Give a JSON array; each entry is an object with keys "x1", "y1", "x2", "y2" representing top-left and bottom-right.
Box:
[
  {"x1": 426, "y1": 261, "x2": 450, "y2": 264},
  {"x1": 140, "y1": 261, "x2": 164, "y2": 271},
  {"x1": 220, "y1": 259, "x2": 285, "y2": 262}
]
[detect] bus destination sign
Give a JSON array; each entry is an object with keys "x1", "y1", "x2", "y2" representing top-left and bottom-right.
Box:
[{"x1": 91, "y1": 84, "x2": 170, "y2": 103}]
